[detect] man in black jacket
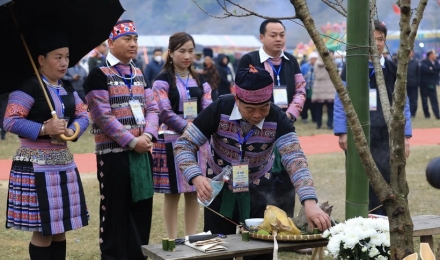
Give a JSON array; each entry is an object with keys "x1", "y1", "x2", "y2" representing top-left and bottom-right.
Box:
[
  {"x1": 407, "y1": 50, "x2": 420, "y2": 117},
  {"x1": 238, "y1": 19, "x2": 306, "y2": 122},
  {"x1": 420, "y1": 50, "x2": 440, "y2": 119}
]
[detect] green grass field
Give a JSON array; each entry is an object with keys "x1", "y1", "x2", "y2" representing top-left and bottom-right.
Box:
[{"x1": 0, "y1": 95, "x2": 439, "y2": 259}]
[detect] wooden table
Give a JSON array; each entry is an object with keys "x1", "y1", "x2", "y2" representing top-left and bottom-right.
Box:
[
  {"x1": 142, "y1": 234, "x2": 327, "y2": 260},
  {"x1": 412, "y1": 215, "x2": 440, "y2": 249}
]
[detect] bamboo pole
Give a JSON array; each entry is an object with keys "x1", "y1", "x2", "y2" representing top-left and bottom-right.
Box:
[{"x1": 345, "y1": 0, "x2": 370, "y2": 219}]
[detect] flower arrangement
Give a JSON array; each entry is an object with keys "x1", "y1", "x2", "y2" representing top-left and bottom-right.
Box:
[{"x1": 323, "y1": 217, "x2": 390, "y2": 260}]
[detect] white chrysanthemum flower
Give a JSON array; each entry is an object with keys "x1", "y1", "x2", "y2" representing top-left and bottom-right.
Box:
[
  {"x1": 346, "y1": 216, "x2": 364, "y2": 227},
  {"x1": 324, "y1": 250, "x2": 329, "y2": 256},
  {"x1": 370, "y1": 218, "x2": 389, "y2": 231},
  {"x1": 359, "y1": 227, "x2": 377, "y2": 240},
  {"x1": 377, "y1": 221, "x2": 390, "y2": 232},
  {"x1": 327, "y1": 234, "x2": 343, "y2": 256},
  {"x1": 383, "y1": 234, "x2": 390, "y2": 247},
  {"x1": 377, "y1": 255, "x2": 388, "y2": 260},
  {"x1": 330, "y1": 223, "x2": 346, "y2": 235},
  {"x1": 327, "y1": 217, "x2": 390, "y2": 259},
  {"x1": 369, "y1": 233, "x2": 384, "y2": 247},
  {"x1": 322, "y1": 229, "x2": 331, "y2": 238},
  {"x1": 344, "y1": 230, "x2": 360, "y2": 249},
  {"x1": 369, "y1": 247, "x2": 380, "y2": 257}
]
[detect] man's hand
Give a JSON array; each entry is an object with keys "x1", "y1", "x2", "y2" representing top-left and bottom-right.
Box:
[
  {"x1": 134, "y1": 135, "x2": 153, "y2": 153},
  {"x1": 303, "y1": 200, "x2": 331, "y2": 232},
  {"x1": 338, "y1": 134, "x2": 347, "y2": 151},
  {"x1": 405, "y1": 137, "x2": 410, "y2": 158},
  {"x1": 192, "y1": 176, "x2": 213, "y2": 203}
]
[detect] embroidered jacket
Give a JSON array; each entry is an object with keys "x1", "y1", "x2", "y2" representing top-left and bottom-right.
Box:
[
  {"x1": 152, "y1": 72, "x2": 212, "y2": 132},
  {"x1": 173, "y1": 95, "x2": 317, "y2": 203},
  {"x1": 84, "y1": 64, "x2": 159, "y2": 154}
]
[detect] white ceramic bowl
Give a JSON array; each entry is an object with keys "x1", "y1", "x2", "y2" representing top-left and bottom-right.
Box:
[{"x1": 245, "y1": 218, "x2": 264, "y2": 227}]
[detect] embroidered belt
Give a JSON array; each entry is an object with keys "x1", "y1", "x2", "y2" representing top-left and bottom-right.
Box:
[
  {"x1": 90, "y1": 124, "x2": 144, "y2": 134},
  {"x1": 13, "y1": 147, "x2": 74, "y2": 165},
  {"x1": 95, "y1": 147, "x2": 129, "y2": 155}
]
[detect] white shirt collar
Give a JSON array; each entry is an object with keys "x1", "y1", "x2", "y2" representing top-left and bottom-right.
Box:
[
  {"x1": 106, "y1": 51, "x2": 132, "y2": 66},
  {"x1": 369, "y1": 55, "x2": 385, "y2": 68},
  {"x1": 259, "y1": 47, "x2": 289, "y2": 63},
  {"x1": 229, "y1": 104, "x2": 265, "y2": 129}
]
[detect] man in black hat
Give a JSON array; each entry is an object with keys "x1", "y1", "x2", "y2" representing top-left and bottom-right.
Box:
[{"x1": 174, "y1": 66, "x2": 331, "y2": 260}]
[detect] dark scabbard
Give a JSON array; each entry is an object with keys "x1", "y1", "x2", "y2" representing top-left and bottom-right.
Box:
[{"x1": 188, "y1": 234, "x2": 219, "y2": 243}]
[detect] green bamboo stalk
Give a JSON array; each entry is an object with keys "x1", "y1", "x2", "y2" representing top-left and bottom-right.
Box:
[{"x1": 345, "y1": 0, "x2": 370, "y2": 219}]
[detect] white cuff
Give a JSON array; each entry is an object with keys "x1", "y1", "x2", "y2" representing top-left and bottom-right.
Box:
[
  {"x1": 143, "y1": 132, "x2": 152, "y2": 141},
  {"x1": 128, "y1": 137, "x2": 139, "y2": 149}
]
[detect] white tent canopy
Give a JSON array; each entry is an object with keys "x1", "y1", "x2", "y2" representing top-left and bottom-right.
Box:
[{"x1": 137, "y1": 34, "x2": 261, "y2": 49}]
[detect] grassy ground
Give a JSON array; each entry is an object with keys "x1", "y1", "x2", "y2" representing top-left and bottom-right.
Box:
[
  {"x1": 0, "y1": 144, "x2": 440, "y2": 259},
  {"x1": 0, "y1": 93, "x2": 439, "y2": 259}
]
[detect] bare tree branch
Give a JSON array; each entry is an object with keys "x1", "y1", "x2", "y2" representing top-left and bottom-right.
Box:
[
  {"x1": 192, "y1": 0, "x2": 232, "y2": 19},
  {"x1": 408, "y1": 0, "x2": 428, "y2": 47},
  {"x1": 391, "y1": 0, "x2": 427, "y2": 192},
  {"x1": 224, "y1": 0, "x2": 298, "y2": 20},
  {"x1": 192, "y1": 0, "x2": 298, "y2": 20},
  {"x1": 369, "y1": 0, "x2": 392, "y2": 128},
  {"x1": 336, "y1": 0, "x2": 347, "y2": 14},
  {"x1": 322, "y1": 0, "x2": 347, "y2": 17}
]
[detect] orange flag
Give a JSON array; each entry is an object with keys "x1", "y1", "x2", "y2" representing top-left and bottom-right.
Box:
[{"x1": 392, "y1": 3, "x2": 401, "y2": 15}]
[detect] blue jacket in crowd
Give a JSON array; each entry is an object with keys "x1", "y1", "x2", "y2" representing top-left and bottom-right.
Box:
[{"x1": 333, "y1": 58, "x2": 412, "y2": 137}]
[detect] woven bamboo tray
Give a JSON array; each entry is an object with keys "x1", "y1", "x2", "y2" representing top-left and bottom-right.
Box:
[{"x1": 249, "y1": 233, "x2": 324, "y2": 241}]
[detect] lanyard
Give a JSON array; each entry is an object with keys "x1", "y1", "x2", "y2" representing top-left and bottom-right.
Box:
[
  {"x1": 236, "y1": 121, "x2": 255, "y2": 159},
  {"x1": 41, "y1": 75, "x2": 65, "y2": 116},
  {"x1": 113, "y1": 65, "x2": 134, "y2": 98},
  {"x1": 176, "y1": 74, "x2": 191, "y2": 99},
  {"x1": 268, "y1": 60, "x2": 282, "y2": 86}
]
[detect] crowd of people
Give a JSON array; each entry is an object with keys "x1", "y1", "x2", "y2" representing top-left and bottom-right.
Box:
[{"x1": 0, "y1": 15, "x2": 439, "y2": 260}]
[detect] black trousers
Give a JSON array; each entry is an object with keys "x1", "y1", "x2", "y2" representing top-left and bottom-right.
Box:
[
  {"x1": 420, "y1": 85, "x2": 439, "y2": 118},
  {"x1": 204, "y1": 172, "x2": 295, "y2": 260},
  {"x1": 407, "y1": 86, "x2": 419, "y2": 117},
  {"x1": 300, "y1": 97, "x2": 316, "y2": 121},
  {"x1": 344, "y1": 136, "x2": 390, "y2": 216},
  {"x1": 314, "y1": 102, "x2": 334, "y2": 129},
  {"x1": 97, "y1": 152, "x2": 153, "y2": 260}
]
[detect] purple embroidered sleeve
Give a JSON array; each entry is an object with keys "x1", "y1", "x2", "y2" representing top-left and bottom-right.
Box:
[
  {"x1": 202, "y1": 82, "x2": 213, "y2": 109},
  {"x1": 275, "y1": 132, "x2": 317, "y2": 203},
  {"x1": 153, "y1": 80, "x2": 188, "y2": 132},
  {"x1": 86, "y1": 89, "x2": 135, "y2": 147},
  {"x1": 68, "y1": 91, "x2": 89, "y2": 138},
  {"x1": 286, "y1": 73, "x2": 306, "y2": 119},
  {"x1": 174, "y1": 123, "x2": 209, "y2": 183},
  {"x1": 143, "y1": 88, "x2": 159, "y2": 140},
  {"x1": 3, "y1": 91, "x2": 42, "y2": 141}
]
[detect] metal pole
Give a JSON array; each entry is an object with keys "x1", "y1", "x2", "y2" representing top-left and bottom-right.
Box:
[{"x1": 345, "y1": 0, "x2": 370, "y2": 219}]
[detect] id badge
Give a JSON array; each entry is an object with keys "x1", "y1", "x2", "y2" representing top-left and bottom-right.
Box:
[
  {"x1": 232, "y1": 160, "x2": 249, "y2": 193},
  {"x1": 227, "y1": 74, "x2": 232, "y2": 82},
  {"x1": 129, "y1": 99, "x2": 146, "y2": 125},
  {"x1": 51, "y1": 117, "x2": 69, "y2": 145},
  {"x1": 183, "y1": 98, "x2": 198, "y2": 120},
  {"x1": 369, "y1": 89, "x2": 377, "y2": 111},
  {"x1": 273, "y1": 86, "x2": 288, "y2": 109}
]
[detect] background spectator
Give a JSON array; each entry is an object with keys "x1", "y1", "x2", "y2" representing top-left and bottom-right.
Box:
[{"x1": 144, "y1": 48, "x2": 165, "y2": 86}]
